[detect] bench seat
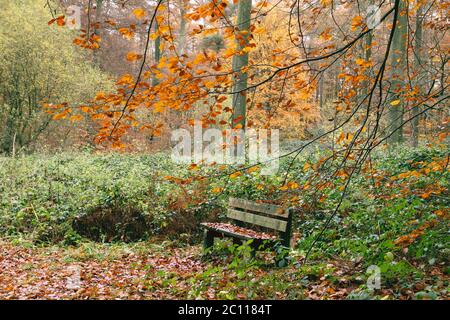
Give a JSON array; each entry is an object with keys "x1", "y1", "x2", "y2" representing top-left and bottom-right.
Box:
[{"x1": 201, "y1": 222, "x2": 278, "y2": 241}]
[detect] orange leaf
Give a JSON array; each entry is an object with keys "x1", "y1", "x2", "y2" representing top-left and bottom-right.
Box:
[
  {"x1": 132, "y1": 8, "x2": 146, "y2": 19},
  {"x1": 211, "y1": 187, "x2": 223, "y2": 193},
  {"x1": 351, "y1": 16, "x2": 363, "y2": 31},
  {"x1": 229, "y1": 172, "x2": 242, "y2": 179},
  {"x1": 117, "y1": 74, "x2": 134, "y2": 85},
  {"x1": 126, "y1": 52, "x2": 142, "y2": 62},
  {"x1": 70, "y1": 115, "x2": 83, "y2": 122}
]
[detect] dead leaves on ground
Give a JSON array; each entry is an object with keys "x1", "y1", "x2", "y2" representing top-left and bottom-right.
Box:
[
  {"x1": 0, "y1": 240, "x2": 447, "y2": 300},
  {"x1": 0, "y1": 241, "x2": 204, "y2": 299}
]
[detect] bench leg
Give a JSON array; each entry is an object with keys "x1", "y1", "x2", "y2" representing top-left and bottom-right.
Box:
[
  {"x1": 232, "y1": 238, "x2": 242, "y2": 246},
  {"x1": 203, "y1": 230, "x2": 214, "y2": 250},
  {"x1": 250, "y1": 248, "x2": 257, "y2": 259},
  {"x1": 249, "y1": 242, "x2": 259, "y2": 259}
]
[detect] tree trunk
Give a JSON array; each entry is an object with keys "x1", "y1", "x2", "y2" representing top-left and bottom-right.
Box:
[
  {"x1": 178, "y1": 0, "x2": 187, "y2": 55},
  {"x1": 153, "y1": 2, "x2": 163, "y2": 86},
  {"x1": 319, "y1": 76, "x2": 324, "y2": 111},
  {"x1": 231, "y1": 0, "x2": 252, "y2": 130},
  {"x1": 411, "y1": 3, "x2": 424, "y2": 148},
  {"x1": 362, "y1": 0, "x2": 374, "y2": 97},
  {"x1": 153, "y1": 23, "x2": 161, "y2": 86},
  {"x1": 388, "y1": 0, "x2": 408, "y2": 145},
  {"x1": 93, "y1": 0, "x2": 103, "y2": 66}
]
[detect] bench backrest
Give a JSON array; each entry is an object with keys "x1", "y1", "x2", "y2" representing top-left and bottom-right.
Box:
[{"x1": 227, "y1": 198, "x2": 293, "y2": 246}]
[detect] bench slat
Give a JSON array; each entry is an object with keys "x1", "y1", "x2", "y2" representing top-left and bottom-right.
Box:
[
  {"x1": 229, "y1": 198, "x2": 288, "y2": 218},
  {"x1": 227, "y1": 209, "x2": 288, "y2": 232},
  {"x1": 201, "y1": 223, "x2": 277, "y2": 241}
]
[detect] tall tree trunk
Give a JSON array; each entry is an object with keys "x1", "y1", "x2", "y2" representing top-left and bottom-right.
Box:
[
  {"x1": 153, "y1": 21, "x2": 161, "y2": 86},
  {"x1": 388, "y1": 0, "x2": 408, "y2": 145},
  {"x1": 93, "y1": 0, "x2": 103, "y2": 66},
  {"x1": 231, "y1": 0, "x2": 252, "y2": 130},
  {"x1": 354, "y1": 0, "x2": 373, "y2": 102},
  {"x1": 411, "y1": 3, "x2": 424, "y2": 148},
  {"x1": 178, "y1": 0, "x2": 187, "y2": 55},
  {"x1": 362, "y1": 0, "x2": 374, "y2": 98},
  {"x1": 153, "y1": 1, "x2": 163, "y2": 86},
  {"x1": 319, "y1": 76, "x2": 324, "y2": 111},
  {"x1": 94, "y1": 0, "x2": 103, "y2": 35}
]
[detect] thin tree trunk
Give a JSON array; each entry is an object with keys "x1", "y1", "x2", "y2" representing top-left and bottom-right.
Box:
[
  {"x1": 153, "y1": 21, "x2": 161, "y2": 86},
  {"x1": 411, "y1": 3, "x2": 424, "y2": 147},
  {"x1": 178, "y1": 0, "x2": 187, "y2": 55},
  {"x1": 11, "y1": 132, "x2": 16, "y2": 158},
  {"x1": 362, "y1": 0, "x2": 374, "y2": 97},
  {"x1": 153, "y1": 1, "x2": 163, "y2": 86},
  {"x1": 93, "y1": 0, "x2": 103, "y2": 66},
  {"x1": 319, "y1": 76, "x2": 324, "y2": 111},
  {"x1": 388, "y1": 0, "x2": 408, "y2": 145}
]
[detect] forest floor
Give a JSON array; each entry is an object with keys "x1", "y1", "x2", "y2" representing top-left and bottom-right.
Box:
[
  {"x1": 0, "y1": 238, "x2": 447, "y2": 300},
  {"x1": 0, "y1": 148, "x2": 448, "y2": 299}
]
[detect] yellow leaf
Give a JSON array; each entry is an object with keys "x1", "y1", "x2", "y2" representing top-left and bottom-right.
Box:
[
  {"x1": 70, "y1": 115, "x2": 83, "y2": 122},
  {"x1": 132, "y1": 8, "x2": 146, "y2": 19},
  {"x1": 230, "y1": 171, "x2": 242, "y2": 179},
  {"x1": 223, "y1": 47, "x2": 236, "y2": 58},
  {"x1": 421, "y1": 191, "x2": 431, "y2": 199},
  {"x1": 118, "y1": 28, "x2": 134, "y2": 40},
  {"x1": 212, "y1": 187, "x2": 223, "y2": 193},
  {"x1": 117, "y1": 74, "x2": 134, "y2": 85},
  {"x1": 355, "y1": 58, "x2": 365, "y2": 66},
  {"x1": 253, "y1": 26, "x2": 266, "y2": 35},
  {"x1": 351, "y1": 16, "x2": 363, "y2": 31},
  {"x1": 247, "y1": 166, "x2": 259, "y2": 174},
  {"x1": 189, "y1": 163, "x2": 199, "y2": 170},
  {"x1": 303, "y1": 162, "x2": 310, "y2": 172},
  {"x1": 95, "y1": 92, "x2": 106, "y2": 100},
  {"x1": 150, "y1": 32, "x2": 159, "y2": 41},
  {"x1": 320, "y1": 0, "x2": 332, "y2": 6},
  {"x1": 288, "y1": 182, "x2": 299, "y2": 189},
  {"x1": 390, "y1": 99, "x2": 401, "y2": 106},
  {"x1": 319, "y1": 29, "x2": 333, "y2": 41},
  {"x1": 52, "y1": 112, "x2": 67, "y2": 120}
]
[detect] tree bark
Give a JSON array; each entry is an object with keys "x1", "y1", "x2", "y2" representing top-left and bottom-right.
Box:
[
  {"x1": 153, "y1": 1, "x2": 163, "y2": 86},
  {"x1": 93, "y1": 0, "x2": 103, "y2": 66},
  {"x1": 231, "y1": 0, "x2": 252, "y2": 130},
  {"x1": 388, "y1": 0, "x2": 408, "y2": 145},
  {"x1": 178, "y1": 0, "x2": 187, "y2": 55},
  {"x1": 411, "y1": 3, "x2": 424, "y2": 147}
]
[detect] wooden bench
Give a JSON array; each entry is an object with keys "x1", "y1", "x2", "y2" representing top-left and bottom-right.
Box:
[{"x1": 201, "y1": 198, "x2": 293, "y2": 258}]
